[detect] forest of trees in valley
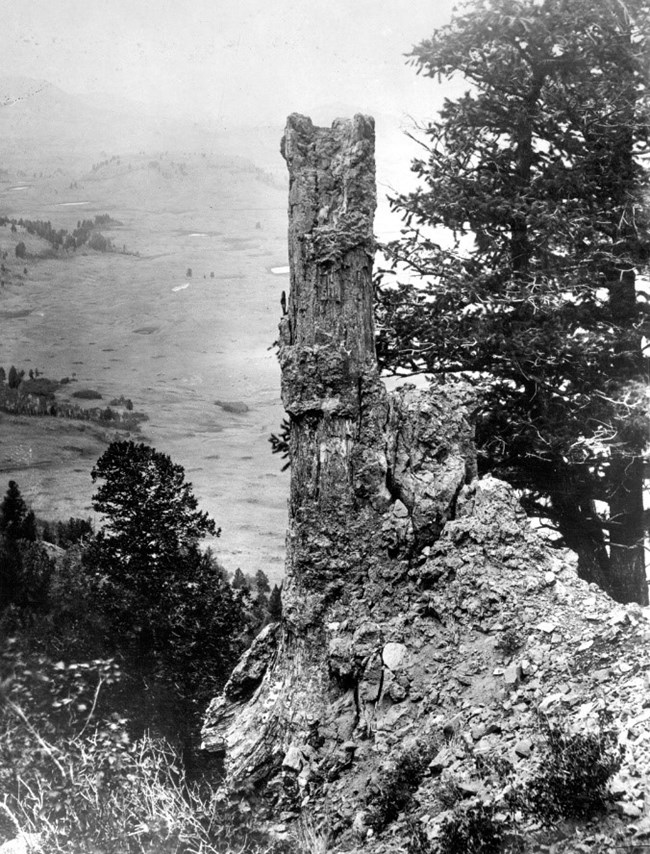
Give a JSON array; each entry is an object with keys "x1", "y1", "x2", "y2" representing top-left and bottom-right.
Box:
[
  {"x1": 0, "y1": 364, "x2": 149, "y2": 430},
  {"x1": 0, "y1": 213, "x2": 121, "y2": 253}
]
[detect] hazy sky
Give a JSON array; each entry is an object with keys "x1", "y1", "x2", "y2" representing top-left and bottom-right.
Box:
[{"x1": 5, "y1": 0, "x2": 458, "y2": 126}]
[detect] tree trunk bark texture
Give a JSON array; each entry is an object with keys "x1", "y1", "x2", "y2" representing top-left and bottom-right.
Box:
[
  {"x1": 607, "y1": 454, "x2": 647, "y2": 605},
  {"x1": 549, "y1": 487, "x2": 612, "y2": 594},
  {"x1": 202, "y1": 114, "x2": 477, "y2": 787}
]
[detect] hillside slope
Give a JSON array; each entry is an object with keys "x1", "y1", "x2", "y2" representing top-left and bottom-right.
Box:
[
  {"x1": 202, "y1": 114, "x2": 650, "y2": 854},
  {"x1": 0, "y1": 76, "x2": 215, "y2": 167},
  {"x1": 204, "y1": 406, "x2": 650, "y2": 853}
]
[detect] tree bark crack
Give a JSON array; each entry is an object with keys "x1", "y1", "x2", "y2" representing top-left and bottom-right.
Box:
[{"x1": 202, "y1": 114, "x2": 478, "y2": 793}]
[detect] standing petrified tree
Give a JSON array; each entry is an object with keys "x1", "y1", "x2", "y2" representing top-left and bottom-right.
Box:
[
  {"x1": 278, "y1": 113, "x2": 391, "y2": 609},
  {"x1": 202, "y1": 114, "x2": 476, "y2": 790},
  {"x1": 203, "y1": 116, "x2": 650, "y2": 852}
]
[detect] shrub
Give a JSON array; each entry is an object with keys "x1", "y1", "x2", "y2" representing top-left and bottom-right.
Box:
[
  {"x1": 366, "y1": 736, "x2": 441, "y2": 832},
  {"x1": 7, "y1": 366, "x2": 24, "y2": 389},
  {"x1": 436, "y1": 774, "x2": 463, "y2": 810},
  {"x1": 494, "y1": 625, "x2": 525, "y2": 657},
  {"x1": 20, "y1": 378, "x2": 59, "y2": 397},
  {"x1": 0, "y1": 702, "x2": 255, "y2": 852},
  {"x1": 407, "y1": 817, "x2": 432, "y2": 854},
  {"x1": 87, "y1": 232, "x2": 111, "y2": 252},
  {"x1": 436, "y1": 803, "x2": 521, "y2": 854},
  {"x1": 72, "y1": 389, "x2": 102, "y2": 400},
  {"x1": 474, "y1": 753, "x2": 515, "y2": 785},
  {"x1": 27, "y1": 544, "x2": 108, "y2": 661},
  {"x1": 56, "y1": 517, "x2": 93, "y2": 549},
  {"x1": 516, "y1": 714, "x2": 622, "y2": 822},
  {"x1": 119, "y1": 410, "x2": 148, "y2": 430},
  {"x1": 109, "y1": 396, "x2": 134, "y2": 410}
]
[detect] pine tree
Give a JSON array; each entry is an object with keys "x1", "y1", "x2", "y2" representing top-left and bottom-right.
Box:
[
  {"x1": 378, "y1": 0, "x2": 650, "y2": 603},
  {"x1": 268, "y1": 584, "x2": 282, "y2": 621},
  {"x1": 0, "y1": 481, "x2": 37, "y2": 541},
  {"x1": 88, "y1": 442, "x2": 247, "y2": 712},
  {"x1": 91, "y1": 441, "x2": 217, "y2": 576},
  {"x1": 255, "y1": 569, "x2": 271, "y2": 595},
  {"x1": 231, "y1": 568, "x2": 249, "y2": 591},
  {"x1": 0, "y1": 538, "x2": 20, "y2": 607},
  {"x1": 7, "y1": 366, "x2": 19, "y2": 389}
]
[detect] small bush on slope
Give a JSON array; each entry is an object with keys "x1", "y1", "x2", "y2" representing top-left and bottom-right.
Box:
[
  {"x1": 404, "y1": 714, "x2": 621, "y2": 854},
  {"x1": 435, "y1": 803, "x2": 522, "y2": 854},
  {"x1": 516, "y1": 713, "x2": 623, "y2": 822},
  {"x1": 366, "y1": 736, "x2": 442, "y2": 832}
]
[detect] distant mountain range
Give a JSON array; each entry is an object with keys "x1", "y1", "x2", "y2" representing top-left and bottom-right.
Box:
[
  {"x1": 0, "y1": 77, "x2": 419, "y2": 211},
  {"x1": 0, "y1": 76, "x2": 235, "y2": 168}
]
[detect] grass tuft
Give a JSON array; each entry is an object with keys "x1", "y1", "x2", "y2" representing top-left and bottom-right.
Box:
[{"x1": 365, "y1": 736, "x2": 441, "y2": 833}]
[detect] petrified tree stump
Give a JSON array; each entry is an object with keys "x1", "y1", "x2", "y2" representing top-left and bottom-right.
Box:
[
  {"x1": 202, "y1": 114, "x2": 476, "y2": 793},
  {"x1": 200, "y1": 116, "x2": 637, "y2": 853}
]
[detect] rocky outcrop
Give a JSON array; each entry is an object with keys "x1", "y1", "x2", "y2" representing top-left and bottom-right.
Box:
[
  {"x1": 202, "y1": 377, "x2": 478, "y2": 779},
  {"x1": 202, "y1": 115, "x2": 479, "y2": 791},
  {"x1": 202, "y1": 115, "x2": 650, "y2": 852}
]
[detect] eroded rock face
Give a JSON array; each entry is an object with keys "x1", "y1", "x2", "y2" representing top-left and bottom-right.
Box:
[
  {"x1": 204, "y1": 456, "x2": 646, "y2": 846},
  {"x1": 385, "y1": 384, "x2": 477, "y2": 553},
  {"x1": 201, "y1": 114, "x2": 488, "y2": 793},
  {"x1": 202, "y1": 114, "x2": 650, "y2": 853},
  {"x1": 201, "y1": 376, "x2": 478, "y2": 782}
]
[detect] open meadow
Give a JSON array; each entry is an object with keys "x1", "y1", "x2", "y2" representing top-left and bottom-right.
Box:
[{"x1": 0, "y1": 148, "x2": 290, "y2": 579}]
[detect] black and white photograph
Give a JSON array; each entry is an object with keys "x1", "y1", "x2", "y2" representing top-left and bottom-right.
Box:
[{"x1": 0, "y1": 1, "x2": 649, "y2": 852}]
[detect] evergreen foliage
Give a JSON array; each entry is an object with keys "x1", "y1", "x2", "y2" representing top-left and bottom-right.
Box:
[
  {"x1": 91, "y1": 440, "x2": 218, "y2": 572},
  {"x1": 268, "y1": 584, "x2": 283, "y2": 621},
  {"x1": 231, "y1": 567, "x2": 249, "y2": 591},
  {"x1": 269, "y1": 417, "x2": 291, "y2": 470},
  {"x1": 56, "y1": 517, "x2": 94, "y2": 549},
  {"x1": 255, "y1": 568, "x2": 271, "y2": 594},
  {"x1": 0, "y1": 480, "x2": 37, "y2": 542},
  {"x1": 0, "y1": 454, "x2": 255, "y2": 753},
  {"x1": 88, "y1": 441, "x2": 246, "y2": 721},
  {"x1": 0, "y1": 213, "x2": 119, "y2": 252},
  {"x1": 377, "y1": 0, "x2": 650, "y2": 602},
  {"x1": 7, "y1": 365, "x2": 23, "y2": 389}
]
